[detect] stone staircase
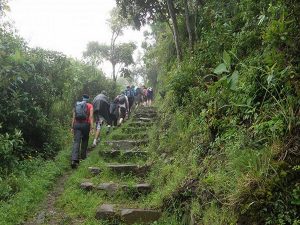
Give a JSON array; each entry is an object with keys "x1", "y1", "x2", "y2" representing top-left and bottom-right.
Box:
[{"x1": 80, "y1": 106, "x2": 161, "y2": 224}]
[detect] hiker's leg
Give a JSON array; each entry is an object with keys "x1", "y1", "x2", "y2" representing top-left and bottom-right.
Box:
[
  {"x1": 80, "y1": 123, "x2": 90, "y2": 160},
  {"x1": 93, "y1": 121, "x2": 101, "y2": 146},
  {"x1": 71, "y1": 123, "x2": 82, "y2": 162}
]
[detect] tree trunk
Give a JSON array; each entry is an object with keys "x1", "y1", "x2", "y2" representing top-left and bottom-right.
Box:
[
  {"x1": 166, "y1": 0, "x2": 183, "y2": 61},
  {"x1": 112, "y1": 63, "x2": 117, "y2": 82},
  {"x1": 184, "y1": 0, "x2": 193, "y2": 50}
]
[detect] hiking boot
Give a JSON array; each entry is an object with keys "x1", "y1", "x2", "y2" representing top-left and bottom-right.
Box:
[{"x1": 71, "y1": 160, "x2": 79, "y2": 169}]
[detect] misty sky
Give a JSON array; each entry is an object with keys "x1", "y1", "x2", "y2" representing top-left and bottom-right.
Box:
[{"x1": 7, "y1": 0, "x2": 146, "y2": 76}]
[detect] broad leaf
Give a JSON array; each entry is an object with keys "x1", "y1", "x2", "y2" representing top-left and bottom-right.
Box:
[
  {"x1": 214, "y1": 63, "x2": 229, "y2": 75},
  {"x1": 229, "y1": 70, "x2": 239, "y2": 90},
  {"x1": 223, "y1": 50, "x2": 231, "y2": 68}
]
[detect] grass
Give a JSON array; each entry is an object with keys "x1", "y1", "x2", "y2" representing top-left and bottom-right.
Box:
[
  {"x1": 0, "y1": 139, "x2": 71, "y2": 225},
  {"x1": 57, "y1": 110, "x2": 182, "y2": 225}
]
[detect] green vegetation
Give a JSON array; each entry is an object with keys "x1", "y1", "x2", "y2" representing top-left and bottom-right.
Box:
[
  {"x1": 118, "y1": 0, "x2": 299, "y2": 224},
  {"x1": 0, "y1": 16, "x2": 117, "y2": 224},
  {"x1": 1, "y1": 0, "x2": 300, "y2": 224}
]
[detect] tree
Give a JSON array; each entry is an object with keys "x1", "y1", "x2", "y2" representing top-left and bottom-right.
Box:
[
  {"x1": 166, "y1": 0, "x2": 182, "y2": 61},
  {"x1": 116, "y1": 0, "x2": 184, "y2": 61},
  {"x1": 83, "y1": 8, "x2": 136, "y2": 82},
  {"x1": 183, "y1": 0, "x2": 193, "y2": 50},
  {"x1": 0, "y1": 0, "x2": 9, "y2": 20}
]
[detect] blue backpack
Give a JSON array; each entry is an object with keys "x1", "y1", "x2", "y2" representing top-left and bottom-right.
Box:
[
  {"x1": 75, "y1": 101, "x2": 88, "y2": 120},
  {"x1": 125, "y1": 89, "x2": 135, "y2": 97}
]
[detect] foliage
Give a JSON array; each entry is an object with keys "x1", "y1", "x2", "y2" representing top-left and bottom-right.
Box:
[
  {"x1": 135, "y1": 0, "x2": 300, "y2": 224},
  {"x1": 0, "y1": 27, "x2": 115, "y2": 176},
  {"x1": 83, "y1": 8, "x2": 137, "y2": 82}
]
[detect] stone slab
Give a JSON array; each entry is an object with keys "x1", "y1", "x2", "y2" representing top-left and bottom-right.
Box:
[
  {"x1": 95, "y1": 204, "x2": 118, "y2": 221},
  {"x1": 88, "y1": 167, "x2": 101, "y2": 175},
  {"x1": 80, "y1": 182, "x2": 95, "y2": 191},
  {"x1": 97, "y1": 183, "x2": 119, "y2": 193},
  {"x1": 136, "y1": 117, "x2": 153, "y2": 122},
  {"x1": 120, "y1": 208, "x2": 161, "y2": 224}
]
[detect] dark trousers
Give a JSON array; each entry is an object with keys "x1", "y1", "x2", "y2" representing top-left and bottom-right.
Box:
[
  {"x1": 128, "y1": 96, "x2": 134, "y2": 112},
  {"x1": 71, "y1": 122, "x2": 90, "y2": 162}
]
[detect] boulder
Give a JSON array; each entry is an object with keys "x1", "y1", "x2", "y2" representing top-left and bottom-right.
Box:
[
  {"x1": 88, "y1": 167, "x2": 101, "y2": 175},
  {"x1": 97, "y1": 183, "x2": 119, "y2": 193},
  {"x1": 80, "y1": 182, "x2": 95, "y2": 191},
  {"x1": 95, "y1": 204, "x2": 118, "y2": 221},
  {"x1": 120, "y1": 208, "x2": 161, "y2": 224}
]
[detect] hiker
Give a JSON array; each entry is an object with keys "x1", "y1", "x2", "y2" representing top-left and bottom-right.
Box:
[
  {"x1": 125, "y1": 85, "x2": 135, "y2": 115},
  {"x1": 147, "y1": 87, "x2": 153, "y2": 106},
  {"x1": 92, "y1": 90, "x2": 112, "y2": 147},
  {"x1": 116, "y1": 93, "x2": 129, "y2": 126},
  {"x1": 142, "y1": 85, "x2": 148, "y2": 106},
  {"x1": 71, "y1": 94, "x2": 94, "y2": 168},
  {"x1": 134, "y1": 85, "x2": 143, "y2": 107},
  {"x1": 109, "y1": 98, "x2": 119, "y2": 127}
]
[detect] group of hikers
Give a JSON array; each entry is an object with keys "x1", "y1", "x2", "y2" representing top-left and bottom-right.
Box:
[{"x1": 70, "y1": 85, "x2": 154, "y2": 168}]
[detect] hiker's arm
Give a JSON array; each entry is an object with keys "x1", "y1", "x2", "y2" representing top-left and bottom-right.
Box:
[{"x1": 90, "y1": 107, "x2": 94, "y2": 130}]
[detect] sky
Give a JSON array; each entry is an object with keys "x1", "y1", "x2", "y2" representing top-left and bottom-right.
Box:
[{"x1": 7, "y1": 0, "x2": 146, "y2": 76}]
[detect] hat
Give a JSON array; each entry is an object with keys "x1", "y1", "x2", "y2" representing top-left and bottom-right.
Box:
[{"x1": 82, "y1": 94, "x2": 89, "y2": 101}]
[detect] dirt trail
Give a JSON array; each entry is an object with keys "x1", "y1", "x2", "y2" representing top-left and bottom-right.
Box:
[{"x1": 22, "y1": 170, "x2": 82, "y2": 225}]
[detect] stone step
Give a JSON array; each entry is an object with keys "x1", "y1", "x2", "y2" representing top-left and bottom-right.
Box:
[
  {"x1": 110, "y1": 133, "x2": 148, "y2": 140},
  {"x1": 135, "y1": 117, "x2": 154, "y2": 123},
  {"x1": 106, "y1": 139, "x2": 148, "y2": 149},
  {"x1": 120, "y1": 208, "x2": 161, "y2": 224},
  {"x1": 88, "y1": 167, "x2": 101, "y2": 175},
  {"x1": 121, "y1": 126, "x2": 146, "y2": 133},
  {"x1": 127, "y1": 121, "x2": 153, "y2": 128},
  {"x1": 95, "y1": 204, "x2": 161, "y2": 224},
  {"x1": 107, "y1": 163, "x2": 150, "y2": 176},
  {"x1": 80, "y1": 182, "x2": 152, "y2": 197},
  {"x1": 100, "y1": 149, "x2": 148, "y2": 159},
  {"x1": 133, "y1": 113, "x2": 157, "y2": 118},
  {"x1": 98, "y1": 183, "x2": 152, "y2": 196}
]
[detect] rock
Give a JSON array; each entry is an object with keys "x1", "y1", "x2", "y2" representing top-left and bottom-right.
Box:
[
  {"x1": 36, "y1": 211, "x2": 46, "y2": 224},
  {"x1": 88, "y1": 167, "x2": 101, "y2": 175},
  {"x1": 136, "y1": 117, "x2": 153, "y2": 122},
  {"x1": 133, "y1": 113, "x2": 157, "y2": 118},
  {"x1": 135, "y1": 183, "x2": 152, "y2": 194},
  {"x1": 97, "y1": 183, "x2": 119, "y2": 193},
  {"x1": 120, "y1": 208, "x2": 161, "y2": 224},
  {"x1": 80, "y1": 182, "x2": 95, "y2": 191},
  {"x1": 95, "y1": 204, "x2": 118, "y2": 221}
]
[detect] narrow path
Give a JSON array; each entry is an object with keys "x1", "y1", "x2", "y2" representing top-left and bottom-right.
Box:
[
  {"x1": 80, "y1": 106, "x2": 161, "y2": 224},
  {"x1": 22, "y1": 170, "x2": 83, "y2": 225}
]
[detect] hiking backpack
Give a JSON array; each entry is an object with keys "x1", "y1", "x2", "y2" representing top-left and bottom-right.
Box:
[
  {"x1": 75, "y1": 101, "x2": 88, "y2": 120},
  {"x1": 135, "y1": 88, "x2": 141, "y2": 96},
  {"x1": 118, "y1": 95, "x2": 126, "y2": 104},
  {"x1": 110, "y1": 103, "x2": 118, "y2": 115},
  {"x1": 125, "y1": 89, "x2": 135, "y2": 97}
]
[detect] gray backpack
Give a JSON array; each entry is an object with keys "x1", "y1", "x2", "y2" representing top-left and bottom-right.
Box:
[{"x1": 75, "y1": 101, "x2": 87, "y2": 120}]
